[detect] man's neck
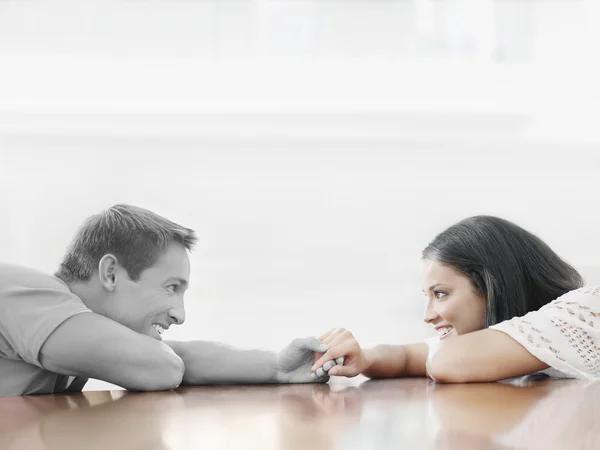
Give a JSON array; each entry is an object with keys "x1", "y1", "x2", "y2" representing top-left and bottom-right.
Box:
[{"x1": 65, "y1": 281, "x2": 103, "y2": 313}]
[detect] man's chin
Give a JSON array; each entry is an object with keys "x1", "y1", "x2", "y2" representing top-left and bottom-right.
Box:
[
  {"x1": 150, "y1": 329, "x2": 163, "y2": 341},
  {"x1": 141, "y1": 328, "x2": 163, "y2": 341}
]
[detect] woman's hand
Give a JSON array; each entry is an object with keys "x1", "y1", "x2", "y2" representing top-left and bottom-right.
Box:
[{"x1": 311, "y1": 328, "x2": 371, "y2": 378}]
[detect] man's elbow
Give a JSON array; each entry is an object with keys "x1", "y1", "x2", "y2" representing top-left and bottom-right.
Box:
[
  {"x1": 155, "y1": 353, "x2": 185, "y2": 390},
  {"x1": 130, "y1": 353, "x2": 185, "y2": 391}
]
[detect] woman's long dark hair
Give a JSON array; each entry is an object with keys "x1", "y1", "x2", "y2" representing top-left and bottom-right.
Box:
[{"x1": 422, "y1": 216, "x2": 584, "y2": 327}]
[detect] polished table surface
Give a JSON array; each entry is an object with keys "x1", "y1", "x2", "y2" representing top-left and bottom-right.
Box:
[{"x1": 1, "y1": 376, "x2": 598, "y2": 450}]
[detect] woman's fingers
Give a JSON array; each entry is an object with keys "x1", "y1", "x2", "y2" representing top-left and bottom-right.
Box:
[
  {"x1": 312, "y1": 340, "x2": 355, "y2": 372},
  {"x1": 319, "y1": 329, "x2": 336, "y2": 341},
  {"x1": 319, "y1": 328, "x2": 347, "y2": 345}
]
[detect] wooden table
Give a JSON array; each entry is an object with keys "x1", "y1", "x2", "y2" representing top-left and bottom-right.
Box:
[{"x1": 1, "y1": 376, "x2": 598, "y2": 450}]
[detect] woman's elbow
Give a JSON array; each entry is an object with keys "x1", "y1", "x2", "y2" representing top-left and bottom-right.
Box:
[{"x1": 426, "y1": 352, "x2": 467, "y2": 383}]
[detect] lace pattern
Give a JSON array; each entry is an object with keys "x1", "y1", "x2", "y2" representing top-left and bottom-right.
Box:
[{"x1": 491, "y1": 287, "x2": 600, "y2": 380}]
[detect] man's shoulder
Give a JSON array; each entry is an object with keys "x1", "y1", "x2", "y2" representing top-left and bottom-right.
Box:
[{"x1": 0, "y1": 262, "x2": 68, "y2": 293}]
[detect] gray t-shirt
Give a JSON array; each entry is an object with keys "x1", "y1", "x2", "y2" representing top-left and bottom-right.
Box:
[{"x1": 0, "y1": 263, "x2": 91, "y2": 396}]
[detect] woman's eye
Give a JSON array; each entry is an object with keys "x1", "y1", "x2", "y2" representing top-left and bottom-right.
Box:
[
  {"x1": 434, "y1": 291, "x2": 448, "y2": 299},
  {"x1": 166, "y1": 285, "x2": 177, "y2": 293}
]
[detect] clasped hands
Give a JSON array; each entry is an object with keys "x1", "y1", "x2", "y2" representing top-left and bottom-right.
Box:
[{"x1": 278, "y1": 328, "x2": 368, "y2": 384}]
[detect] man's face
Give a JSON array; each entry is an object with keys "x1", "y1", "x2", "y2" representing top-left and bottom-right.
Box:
[{"x1": 106, "y1": 242, "x2": 191, "y2": 340}]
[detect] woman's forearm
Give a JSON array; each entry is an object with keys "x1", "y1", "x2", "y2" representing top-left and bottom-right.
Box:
[{"x1": 363, "y1": 343, "x2": 428, "y2": 379}]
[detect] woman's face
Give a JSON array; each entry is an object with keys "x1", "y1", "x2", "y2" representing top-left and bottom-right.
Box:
[{"x1": 421, "y1": 259, "x2": 486, "y2": 340}]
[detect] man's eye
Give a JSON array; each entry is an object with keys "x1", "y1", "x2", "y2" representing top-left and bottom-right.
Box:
[{"x1": 166, "y1": 285, "x2": 178, "y2": 293}]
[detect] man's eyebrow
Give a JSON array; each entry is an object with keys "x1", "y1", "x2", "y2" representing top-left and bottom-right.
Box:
[{"x1": 165, "y1": 277, "x2": 188, "y2": 287}]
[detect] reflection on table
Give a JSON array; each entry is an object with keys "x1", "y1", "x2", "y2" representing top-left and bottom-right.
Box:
[{"x1": 1, "y1": 375, "x2": 597, "y2": 450}]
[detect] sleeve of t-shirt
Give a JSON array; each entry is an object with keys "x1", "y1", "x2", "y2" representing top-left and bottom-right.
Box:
[
  {"x1": 0, "y1": 281, "x2": 91, "y2": 368},
  {"x1": 489, "y1": 287, "x2": 600, "y2": 381}
]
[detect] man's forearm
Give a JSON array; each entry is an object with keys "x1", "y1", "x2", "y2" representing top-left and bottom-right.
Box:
[{"x1": 165, "y1": 341, "x2": 279, "y2": 385}]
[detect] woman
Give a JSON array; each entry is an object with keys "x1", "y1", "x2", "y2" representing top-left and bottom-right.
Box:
[{"x1": 312, "y1": 216, "x2": 599, "y2": 382}]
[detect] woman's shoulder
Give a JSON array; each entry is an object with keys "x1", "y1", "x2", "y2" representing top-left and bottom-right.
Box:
[
  {"x1": 491, "y1": 285, "x2": 600, "y2": 380},
  {"x1": 491, "y1": 285, "x2": 600, "y2": 333},
  {"x1": 556, "y1": 286, "x2": 600, "y2": 298},
  {"x1": 542, "y1": 286, "x2": 600, "y2": 311}
]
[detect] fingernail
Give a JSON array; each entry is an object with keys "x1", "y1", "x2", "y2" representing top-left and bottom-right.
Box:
[
  {"x1": 310, "y1": 372, "x2": 316, "y2": 380},
  {"x1": 319, "y1": 344, "x2": 328, "y2": 352},
  {"x1": 316, "y1": 368, "x2": 325, "y2": 377}
]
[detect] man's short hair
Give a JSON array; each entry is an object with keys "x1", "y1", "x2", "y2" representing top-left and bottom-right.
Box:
[{"x1": 55, "y1": 204, "x2": 197, "y2": 283}]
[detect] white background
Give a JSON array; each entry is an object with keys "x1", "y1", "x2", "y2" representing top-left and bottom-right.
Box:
[{"x1": 1, "y1": 0, "x2": 599, "y2": 390}]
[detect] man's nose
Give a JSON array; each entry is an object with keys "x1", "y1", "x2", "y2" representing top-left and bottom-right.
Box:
[{"x1": 169, "y1": 297, "x2": 186, "y2": 325}]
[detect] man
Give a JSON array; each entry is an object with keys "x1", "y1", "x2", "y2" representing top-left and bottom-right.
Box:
[{"x1": 0, "y1": 204, "x2": 331, "y2": 396}]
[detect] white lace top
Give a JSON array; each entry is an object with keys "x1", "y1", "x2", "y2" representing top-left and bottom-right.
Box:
[{"x1": 489, "y1": 286, "x2": 600, "y2": 380}]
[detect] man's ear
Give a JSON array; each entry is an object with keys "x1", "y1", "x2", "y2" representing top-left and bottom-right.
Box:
[{"x1": 98, "y1": 254, "x2": 119, "y2": 292}]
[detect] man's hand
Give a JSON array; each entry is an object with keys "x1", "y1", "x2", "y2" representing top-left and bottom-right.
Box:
[
  {"x1": 276, "y1": 337, "x2": 331, "y2": 383},
  {"x1": 311, "y1": 328, "x2": 370, "y2": 378}
]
